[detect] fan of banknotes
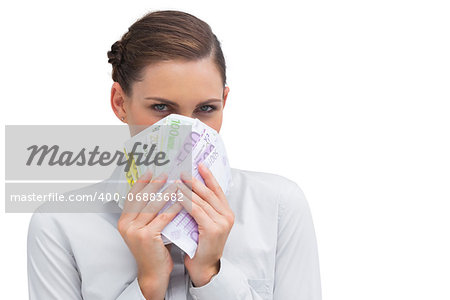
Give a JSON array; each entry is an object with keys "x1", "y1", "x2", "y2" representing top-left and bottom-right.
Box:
[{"x1": 119, "y1": 114, "x2": 232, "y2": 258}]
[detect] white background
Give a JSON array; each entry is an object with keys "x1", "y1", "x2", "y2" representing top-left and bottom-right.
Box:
[{"x1": 1, "y1": 0, "x2": 449, "y2": 299}]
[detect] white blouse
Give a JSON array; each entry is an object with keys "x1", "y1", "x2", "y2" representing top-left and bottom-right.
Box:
[{"x1": 27, "y1": 166, "x2": 322, "y2": 299}]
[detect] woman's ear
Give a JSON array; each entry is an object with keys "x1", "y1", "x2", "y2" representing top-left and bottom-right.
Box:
[
  {"x1": 110, "y1": 82, "x2": 128, "y2": 122},
  {"x1": 222, "y1": 86, "x2": 230, "y2": 109}
]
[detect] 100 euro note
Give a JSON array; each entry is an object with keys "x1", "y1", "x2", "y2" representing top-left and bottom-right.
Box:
[{"x1": 120, "y1": 114, "x2": 232, "y2": 258}]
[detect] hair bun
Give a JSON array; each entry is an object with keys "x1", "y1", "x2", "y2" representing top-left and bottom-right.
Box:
[{"x1": 107, "y1": 40, "x2": 124, "y2": 66}]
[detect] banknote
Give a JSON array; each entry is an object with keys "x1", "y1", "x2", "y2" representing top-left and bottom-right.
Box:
[{"x1": 121, "y1": 114, "x2": 232, "y2": 258}]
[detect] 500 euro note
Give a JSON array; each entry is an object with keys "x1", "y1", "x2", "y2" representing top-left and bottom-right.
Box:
[{"x1": 121, "y1": 114, "x2": 232, "y2": 258}]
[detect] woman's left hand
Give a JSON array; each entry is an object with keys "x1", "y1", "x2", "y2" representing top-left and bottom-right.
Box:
[{"x1": 177, "y1": 163, "x2": 235, "y2": 287}]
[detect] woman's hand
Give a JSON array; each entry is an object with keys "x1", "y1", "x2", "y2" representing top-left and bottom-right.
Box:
[
  {"x1": 117, "y1": 171, "x2": 183, "y2": 300},
  {"x1": 178, "y1": 163, "x2": 235, "y2": 287}
]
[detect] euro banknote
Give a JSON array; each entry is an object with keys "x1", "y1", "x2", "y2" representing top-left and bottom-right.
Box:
[{"x1": 121, "y1": 114, "x2": 232, "y2": 258}]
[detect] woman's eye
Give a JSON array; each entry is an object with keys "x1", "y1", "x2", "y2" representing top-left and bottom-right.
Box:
[
  {"x1": 153, "y1": 104, "x2": 168, "y2": 111},
  {"x1": 197, "y1": 105, "x2": 214, "y2": 113}
]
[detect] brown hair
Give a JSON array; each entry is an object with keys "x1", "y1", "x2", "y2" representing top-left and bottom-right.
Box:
[{"x1": 107, "y1": 10, "x2": 227, "y2": 97}]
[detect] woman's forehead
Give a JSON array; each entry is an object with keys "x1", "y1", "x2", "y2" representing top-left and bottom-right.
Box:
[{"x1": 132, "y1": 58, "x2": 224, "y2": 101}]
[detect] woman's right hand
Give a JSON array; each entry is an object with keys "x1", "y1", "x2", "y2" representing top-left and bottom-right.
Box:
[{"x1": 117, "y1": 171, "x2": 183, "y2": 300}]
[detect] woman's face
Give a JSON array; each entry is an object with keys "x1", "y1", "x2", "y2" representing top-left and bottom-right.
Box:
[{"x1": 110, "y1": 56, "x2": 229, "y2": 136}]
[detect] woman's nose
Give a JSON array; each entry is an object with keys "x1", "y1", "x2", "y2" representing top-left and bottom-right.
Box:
[{"x1": 175, "y1": 111, "x2": 195, "y2": 119}]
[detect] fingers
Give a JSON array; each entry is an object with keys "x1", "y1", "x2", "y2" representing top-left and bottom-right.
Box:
[
  {"x1": 131, "y1": 170, "x2": 154, "y2": 192},
  {"x1": 121, "y1": 170, "x2": 153, "y2": 220},
  {"x1": 133, "y1": 182, "x2": 179, "y2": 227},
  {"x1": 146, "y1": 201, "x2": 184, "y2": 233},
  {"x1": 181, "y1": 169, "x2": 229, "y2": 216},
  {"x1": 121, "y1": 172, "x2": 168, "y2": 223},
  {"x1": 198, "y1": 163, "x2": 227, "y2": 202},
  {"x1": 176, "y1": 185, "x2": 216, "y2": 229},
  {"x1": 141, "y1": 172, "x2": 169, "y2": 195},
  {"x1": 177, "y1": 181, "x2": 222, "y2": 223},
  {"x1": 124, "y1": 172, "x2": 168, "y2": 213}
]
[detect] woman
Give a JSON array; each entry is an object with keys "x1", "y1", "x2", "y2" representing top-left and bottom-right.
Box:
[{"x1": 27, "y1": 10, "x2": 321, "y2": 300}]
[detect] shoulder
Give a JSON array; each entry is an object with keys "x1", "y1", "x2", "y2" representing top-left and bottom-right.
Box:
[
  {"x1": 230, "y1": 167, "x2": 309, "y2": 216},
  {"x1": 27, "y1": 206, "x2": 74, "y2": 257},
  {"x1": 231, "y1": 167, "x2": 300, "y2": 190},
  {"x1": 27, "y1": 181, "x2": 115, "y2": 253}
]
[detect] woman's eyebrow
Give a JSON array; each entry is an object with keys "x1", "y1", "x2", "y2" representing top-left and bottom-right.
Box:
[
  {"x1": 144, "y1": 97, "x2": 179, "y2": 107},
  {"x1": 144, "y1": 97, "x2": 222, "y2": 106},
  {"x1": 198, "y1": 99, "x2": 222, "y2": 105}
]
